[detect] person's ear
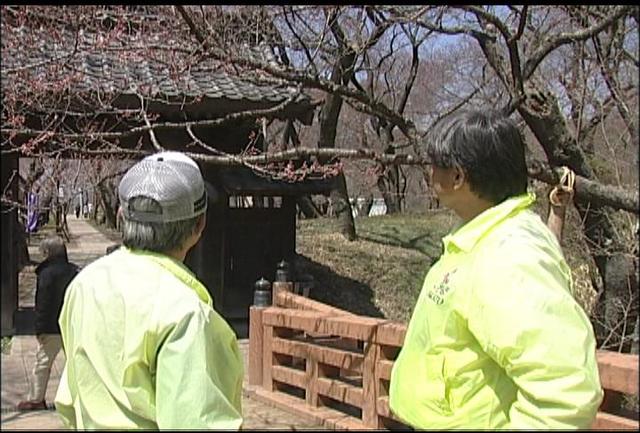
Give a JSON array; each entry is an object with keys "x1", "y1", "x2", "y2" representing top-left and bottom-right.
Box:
[
  {"x1": 452, "y1": 166, "x2": 466, "y2": 190},
  {"x1": 194, "y1": 213, "x2": 206, "y2": 236}
]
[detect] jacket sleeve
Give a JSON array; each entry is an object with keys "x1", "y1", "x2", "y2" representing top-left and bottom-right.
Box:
[
  {"x1": 467, "y1": 246, "x2": 603, "y2": 429},
  {"x1": 54, "y1": 282, "x2": 77, "y2": 429},
  {"x1": 54, "y1": 366, "x2": 77, "y2": 429},
  {"x1": 155, "y1": 305, "x2": 244, "y2": 430}
]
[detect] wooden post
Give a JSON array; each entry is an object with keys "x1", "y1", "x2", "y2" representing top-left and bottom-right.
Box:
[
  {"x1": 273, "y1": 259, "x2": 294, "y2": 307},
  {"x1": 263, "y1": 325, "x2": 274, "y2": 391},
  {"x1": 272, "y1": 281, "x2": 294, "y2": 307},
  {"x1": 306, "y1": 357, "x2": 319, "y2": 406},
  {"x1": 248, "y1": 306, "x2": 264, "y2": 386},
  {"x1": 250, "y1": 278, "x2": 271, "y2": 386},
  {"x1": 362, "y1": 339, "x2": 382, "y2": 428}
]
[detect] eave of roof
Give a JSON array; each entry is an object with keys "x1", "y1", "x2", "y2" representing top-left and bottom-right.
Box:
[
  {"x1": 1, "y1": 26, "x2": 315, "y2": 122},
  {"x1": 215, "y1": 166, "x2": 337, "y2": 196}
]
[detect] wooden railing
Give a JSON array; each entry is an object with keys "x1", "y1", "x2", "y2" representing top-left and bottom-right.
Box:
[{"x1": 246, "y1": 282, "x2": 639, "y2": 430}]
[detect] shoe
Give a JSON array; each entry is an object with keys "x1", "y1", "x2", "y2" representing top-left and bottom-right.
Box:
[{"x1": 16, "y1": 400, "x2": 46, "y2": 411}]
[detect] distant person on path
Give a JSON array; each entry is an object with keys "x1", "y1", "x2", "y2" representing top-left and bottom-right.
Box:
[
  {"x1": 389, "y1": 110, "x2": 603, "y2": 429},
  {"x1": 26, "y1": 191, "x2": 39, "y2": 233},
  {"x1": 55, "y1": 151, "x2": 244, "y2": 429},
  {"x1": 16, "y1": 219, "x2": 31, "y2": 270},
  {"x1": 17, "y1": 236, "x2": 78, "y2": 411}
]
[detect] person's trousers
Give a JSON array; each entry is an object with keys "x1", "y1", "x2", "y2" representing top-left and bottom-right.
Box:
[{"x1": 28, "y1": 334, "x2": 62, "y2": 402}]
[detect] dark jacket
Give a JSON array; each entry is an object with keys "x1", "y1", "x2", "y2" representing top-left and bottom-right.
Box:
[{"x1": 34, "y1": 256, "x2": 79, "y2": 334}]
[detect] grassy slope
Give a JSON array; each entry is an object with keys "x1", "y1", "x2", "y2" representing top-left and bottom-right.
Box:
[
  {"x1": 295, "y1": 210, "x2": 457, "y2": 323},
  {"x1": 296, "y1": 196, "x2": 599, "y2": 324}
]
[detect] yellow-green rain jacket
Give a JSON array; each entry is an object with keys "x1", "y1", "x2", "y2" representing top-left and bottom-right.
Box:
[
  {"x1": 389, "y1": 193, "x2": 603, "y2": 429},
  {"x1": 54, "y1": 247, "x2": 244, "y2": 429}
]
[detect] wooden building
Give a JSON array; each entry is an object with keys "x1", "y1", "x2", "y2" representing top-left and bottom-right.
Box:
[
  {"x1": 1, "y1": 24, "x2": 334, "y2": 336},
  {"x1": 190, "y1": 167, "x2": 336, "y2": 336}
]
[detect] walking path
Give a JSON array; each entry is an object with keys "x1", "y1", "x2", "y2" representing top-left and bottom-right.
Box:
[{"x1": 1, "y1": 215, "x2": 324, "y2": 430}]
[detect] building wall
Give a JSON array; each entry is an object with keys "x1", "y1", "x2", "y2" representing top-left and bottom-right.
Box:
[{"x1": 1, "y1": 154, "x2": 19, "y2": 336}]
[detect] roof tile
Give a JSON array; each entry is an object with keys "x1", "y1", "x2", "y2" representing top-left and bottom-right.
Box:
[{"x1": 2, "y1": 28, "x2": 307, "y2": 106}]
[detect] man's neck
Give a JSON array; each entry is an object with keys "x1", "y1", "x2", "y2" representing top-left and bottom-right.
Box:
[
  {"x1": 455, "y1": 196, "x2": 495, "y2": 225},
  {"x1": 164, "y1": 247, "x2": 187, "y2": 263}
]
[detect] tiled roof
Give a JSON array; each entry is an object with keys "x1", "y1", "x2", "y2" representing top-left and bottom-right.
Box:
[{"x1": 1, "y1": 27, "x2": 307, "y2": 106}]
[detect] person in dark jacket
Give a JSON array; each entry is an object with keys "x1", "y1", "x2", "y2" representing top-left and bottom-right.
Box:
[{"x1": 17, "y1": 235, "x2": 78, "y2": 411}]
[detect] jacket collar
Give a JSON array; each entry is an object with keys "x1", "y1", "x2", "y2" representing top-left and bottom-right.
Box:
[
  {"x1": 121, "y1": 247, "x2": 213, "y2": 307},
  {"x1": 443, "y1": 192, "x2": 536, "y2": 254}
]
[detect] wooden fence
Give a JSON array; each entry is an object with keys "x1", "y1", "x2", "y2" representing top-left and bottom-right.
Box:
[{"x1": 246, "y1": 281, "x2": 639, "y2": 430}]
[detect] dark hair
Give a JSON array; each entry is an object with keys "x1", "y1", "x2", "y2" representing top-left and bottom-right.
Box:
[{"x1": 425, "y1": 109, "x2": 528, "y2": 204}]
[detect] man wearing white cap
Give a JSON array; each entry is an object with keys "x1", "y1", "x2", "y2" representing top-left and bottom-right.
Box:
[{"x1": 54, "y1": 152, "x2": 244, "y2": 429}]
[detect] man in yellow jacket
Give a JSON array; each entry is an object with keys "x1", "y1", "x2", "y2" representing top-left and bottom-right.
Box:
[
  {"x1": 389, "y1": 110, "x2": 603, "y2": 429},
  {"x1": 55, "y1": 152, "x2": 243, "y2": 429}
]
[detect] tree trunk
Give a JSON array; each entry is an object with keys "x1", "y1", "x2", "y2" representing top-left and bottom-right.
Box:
[
  {"x1": 361, "y1": 194, "x2": 374, "y2": 217},
  {"x1": 313, "y1": 9, "x2": 359, "y2": 240},
  {"x1": 375, "y1": 128, "x2": 402, "y2": 214},
  {"x1": 317, "y1": 60, "x2": 357, "y2": 239},
  {"x1": 330, "y1": 173, "x2": 356, "y2": 240},
  {"x1": 518, "y1": 82, "x2": 637, "y2": 348},
  {"x1": 596, "y1": 253, "x2": 638, "y2": 351},
  {"x1": 318, "y1": 92, "x2": 356, "y2": 239},
  {"x1": 377, "y1": 174, "x2": 400, "y2": 214},
  {"x1": 296, "y1": 195, "x2": 322, "y2": 219},
  {"x1": 96, "y1": 181, "x2": 118, "y2": 229}
]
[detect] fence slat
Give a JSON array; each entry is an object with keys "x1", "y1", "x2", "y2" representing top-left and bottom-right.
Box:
[
  {"x1": 272, "y1": 336, "x2": 364, "y2": 373},
  {"x1": 596, "y1": 350, "x2": 639, "y2": 395},
  {"x1": 262, "y1": 308, "x2": 382, "y2": 340},
  {"x1": 592, "y1": 412, "x2": 640, "y2": 430},
  {"x1": 275, "y1": 291, "x2": 355, "y2": 316},
  {"x1": 316, "y1": 377, "x2": 364, "y2": 408},
  {"x1": 374, "y1": 322, "x2": 407, "y2": 346},
  {"x1": 272, "y1": 365, "x2": 306, "y2": 389},
  {"x1": 376, "y1": 359, "x2": 394, "y2": 382}
]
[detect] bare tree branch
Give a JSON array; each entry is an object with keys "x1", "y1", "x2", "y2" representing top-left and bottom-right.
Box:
[
  {"x1": 523, "y1": 5, "x2": 632, "y2": 79},
  {"x1": 176, "y1": 4, "x2": 418, "y2": 142},
  {"x1": 137, "y1": 93, "x2": 165, "y2": 152},
  {"x1": 2, "y1": 91, "x2": 320, "y2": 142}
]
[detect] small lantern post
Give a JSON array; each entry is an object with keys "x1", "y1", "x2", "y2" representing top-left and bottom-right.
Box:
[{"x1": 249, "y1": 277, "x2": 271, "y2": 386}]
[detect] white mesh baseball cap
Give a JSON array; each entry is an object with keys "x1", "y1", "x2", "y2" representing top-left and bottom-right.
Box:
[{"x1": 118, "y1": 151, "x2": 207, "y2": 223}]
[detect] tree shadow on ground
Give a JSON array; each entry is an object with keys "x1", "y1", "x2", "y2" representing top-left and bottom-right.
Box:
[
  {"x1": 292, "y1": 254, "x2": 385, "y2": 319},
  {"x1": 358, "y1": 230, "x2": 443, "y2": 258}
]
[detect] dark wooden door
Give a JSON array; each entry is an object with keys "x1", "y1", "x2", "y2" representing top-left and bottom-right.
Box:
[{"x1": 223, "y1": 197, "x2": 295, "y2": 321}]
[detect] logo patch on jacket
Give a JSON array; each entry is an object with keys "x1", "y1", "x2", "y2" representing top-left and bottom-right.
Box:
[{"x1": 427, "y1": 269, "x2": 457, "y2": 305}]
